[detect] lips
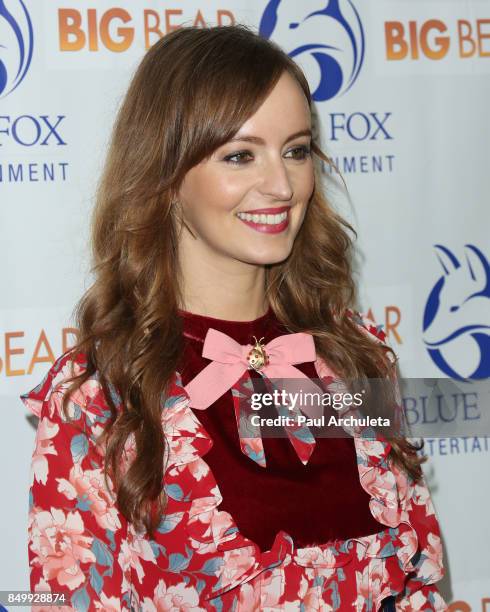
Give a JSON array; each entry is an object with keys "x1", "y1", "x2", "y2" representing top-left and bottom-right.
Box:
[
  {"x1": 237, "y1": 208, "x2": 290, "y2": 234},
  {"x1": 239, "y1": 206, "x2": 290, "y2": 215}
]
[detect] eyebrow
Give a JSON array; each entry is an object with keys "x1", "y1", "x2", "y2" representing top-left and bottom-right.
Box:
[{"x1": 227, "y1": 129, "x2": 312, "y2": 146}]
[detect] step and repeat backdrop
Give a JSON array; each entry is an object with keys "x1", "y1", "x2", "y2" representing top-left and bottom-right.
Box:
[{"x1": 1, "y1": 0, "x2": 489, "y2": 608}]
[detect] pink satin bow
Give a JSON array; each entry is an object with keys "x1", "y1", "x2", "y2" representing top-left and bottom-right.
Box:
[{"x1": 184, "y1": 328, "x2": 324, "y2": 467}]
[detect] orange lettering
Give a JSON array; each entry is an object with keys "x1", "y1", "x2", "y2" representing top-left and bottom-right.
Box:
[
  {"x1": 385, "y1": 307, "x2": 402, "y2": 344},
  {"x1": 408, "y1": 21, "x2": 419, "y2": 59},
  {"x1": 217, "y1": 10, "x2": 235, "y2": 26},
  {"x1": 5, "y1": 331, "x2": 25, "y2": 376},
  {"x1": 144, "y1": 9, "x2": 163, "y2": 49},
  {"x1": 385, "y1": 22, "x2": 408, "y2": 60},
  {"x1": 420, "y1": 20, "x2": 449, "y2": 59},
  {"x1": 193, "y1": 10, "x2": 207, "y2": 28},
  {"x1": 477, "y1": 19, "x2": 490, "y2": 57},
  {"x1": 100, "y1": 9, "x2": 133, "y2": 52},
  {"x1": 58, "y1": 9, "x2": 85, "y2": 52},
  {"x1": 62, "y1": 328, "x2": 79, "y2": 353},
  {"x1": 28, "y1": 330, "x2": 55, "y2": 375},
  {"x1": 166, "y1": 9, "x2": 182, "y2": 33},
  {"x1": 458, "y1": 20, "x2": 476, "y2": 58},
  {"x1": 87, "y1": 8, "x2": 98, "y2": 51}
]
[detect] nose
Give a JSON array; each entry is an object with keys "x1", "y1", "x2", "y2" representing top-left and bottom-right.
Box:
[{"x1": 258, "y1": 155, "x2": 294, "y2": 202}]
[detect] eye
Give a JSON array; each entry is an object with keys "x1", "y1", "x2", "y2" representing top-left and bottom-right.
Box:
[
  {"x1": 285, "y1": 145, "x2": 311, "y2": 160},
  {"x1": 223, "y1": 150, "x2": 253, "y2": 165},
  {"x1": 223, "y1": 144, "x2": 312, "y2": 165}
]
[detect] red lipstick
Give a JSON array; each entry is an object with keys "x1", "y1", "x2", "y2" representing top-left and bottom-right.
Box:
[{"x1": 236, "y1": 207, "x2": 290, "y2": 234}]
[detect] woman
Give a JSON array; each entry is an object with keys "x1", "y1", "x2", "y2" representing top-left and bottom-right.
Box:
[{"x1": 21, "y1": 25, "x2": 447, "y2": 611}]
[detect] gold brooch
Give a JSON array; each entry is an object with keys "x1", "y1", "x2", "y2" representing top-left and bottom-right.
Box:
[{"x1": 247, "y1": 336, "x2": 269, "y2": 371}]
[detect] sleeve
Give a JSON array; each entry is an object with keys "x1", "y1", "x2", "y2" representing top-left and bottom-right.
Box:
[
  {"x1": 390, "y1": 459, "x2": 448, "y2": 611},
  {"x1": 21, "y1": 353, "x2": 132, "y2": 611},
  {"x1": 350, "y1": 310, "x2": 448, "y2": 611},
  {"x1": 393, "y1": 481, "x2": 448, "y2": 611}
]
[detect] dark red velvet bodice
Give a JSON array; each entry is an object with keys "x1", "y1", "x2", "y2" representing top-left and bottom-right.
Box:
[{"x1": 176, "y1": 305, "x2": 384, "y2": 551}]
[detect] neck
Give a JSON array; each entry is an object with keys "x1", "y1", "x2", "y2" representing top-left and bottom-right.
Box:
[
  {"x1": 179, "y1": 290, "x2": 269, "y2": 322},
  {"x1": 177, "y1": 237, "x2": 269, "y2": 322}
]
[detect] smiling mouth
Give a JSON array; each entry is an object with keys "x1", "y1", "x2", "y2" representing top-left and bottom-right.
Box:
[
  {"x1": 237, "y1": 210, "x2": 288, "y2": 224},
  {"x1": 236, "y1": 209, "x2": 290, "y2": 234}
]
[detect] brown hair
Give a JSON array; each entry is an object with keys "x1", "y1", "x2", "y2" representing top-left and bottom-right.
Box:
[{"x1": 60, "y1": 24, "x2": 426, "y2": 538}]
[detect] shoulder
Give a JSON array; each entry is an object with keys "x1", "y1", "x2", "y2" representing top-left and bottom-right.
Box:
[
  {"x1": 345, "y1": 308, "x2": 399, "y2": 370},
  {"x1": 20, "y1": 349, "x2": 111, "y2": 425},
  {"x1": 345, "y1": 307, "x2": 388, "y2": 344}
]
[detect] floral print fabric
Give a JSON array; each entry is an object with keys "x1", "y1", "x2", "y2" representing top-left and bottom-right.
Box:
[{"x1": 21, "y1": 311, "x2": 448, "y2": 611}]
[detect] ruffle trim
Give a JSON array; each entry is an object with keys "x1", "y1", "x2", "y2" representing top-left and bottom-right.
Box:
[
  {"x1": 161, "y1": 370, "x2": 424, "y2": 606},
  {"x1": 19, "y1": 345, "x2": 440, "y2": 610},
  {"x1": 19, "y1": 350, "x2": 90, "y2": 418}
]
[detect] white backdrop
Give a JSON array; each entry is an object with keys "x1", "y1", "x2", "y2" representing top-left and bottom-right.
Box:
[{"x1": 2, "y1": 1, "x2": 489, "y2": 609}]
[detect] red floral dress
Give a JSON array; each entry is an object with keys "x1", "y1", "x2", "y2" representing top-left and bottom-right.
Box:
[{"x1": 21, "y1": 311, "x2": 448, "y2": 611}]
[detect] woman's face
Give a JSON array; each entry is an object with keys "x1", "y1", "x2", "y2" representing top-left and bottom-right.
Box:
[{"x1": 176, "y1": 70, "x2": 315, "y2": 267}]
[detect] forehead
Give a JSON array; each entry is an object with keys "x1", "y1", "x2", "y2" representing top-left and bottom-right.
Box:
[{"x1": 236, "y1": 71, "x2": 311, "y2": 136}]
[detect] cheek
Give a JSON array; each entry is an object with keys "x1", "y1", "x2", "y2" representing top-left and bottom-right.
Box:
[
  {"x1": 297, "y1": 164, "x2": 315, "y2": 199},
  {"x1": 206, "y1": 172, "x2": 250, "y2": 213},
  {"x1": 185, "y1": 170, "x2": 249, "y2": 217},
  {"x1": 293, "y1": 168, "x2": 315, "y2": 221}
]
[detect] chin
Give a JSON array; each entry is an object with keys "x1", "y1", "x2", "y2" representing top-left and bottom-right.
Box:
[{"x1": 239, "y1": 247, "x2": 293, "y2": 266}]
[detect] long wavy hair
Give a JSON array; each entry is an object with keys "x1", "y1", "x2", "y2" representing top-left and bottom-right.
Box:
[{"x1": 60, "y1": 24, "x2": 426, "y2": 539}]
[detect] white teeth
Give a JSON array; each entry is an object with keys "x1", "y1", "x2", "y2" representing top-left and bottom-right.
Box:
[{"x1": 237, "y1": 211, "x2": 288, "y2": 225}]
